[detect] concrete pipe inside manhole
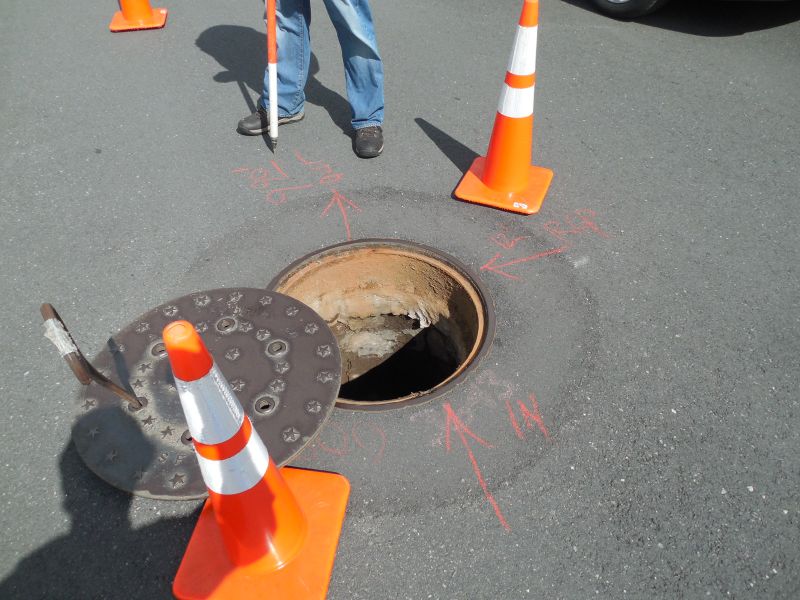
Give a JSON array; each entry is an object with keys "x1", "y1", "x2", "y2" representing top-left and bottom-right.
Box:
[{"x1": 269, "y1": 240, "x2": 494, "y2": 410}]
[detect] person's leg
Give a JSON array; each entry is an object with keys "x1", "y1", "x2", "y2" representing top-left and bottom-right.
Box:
[
  {"x1": 260, "y1": 0, "x2": 312, "y2": 117},
  {"x1": 320, "y1": 0, "x2": 384, "y2": 129}
]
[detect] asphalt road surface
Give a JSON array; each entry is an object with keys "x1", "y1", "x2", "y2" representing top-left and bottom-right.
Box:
[{"x1": 1, "y1": 0, "x2": 798, "y2": 598}]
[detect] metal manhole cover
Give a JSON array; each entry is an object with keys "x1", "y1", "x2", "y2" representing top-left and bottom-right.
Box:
[{"x1": 71, "y1": 288, "x2": 340, "y2": 499}]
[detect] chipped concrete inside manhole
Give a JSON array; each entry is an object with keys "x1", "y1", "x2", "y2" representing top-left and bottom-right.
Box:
[{"x1": 269, "y1": 240, "x2": 494, "y2": 409}]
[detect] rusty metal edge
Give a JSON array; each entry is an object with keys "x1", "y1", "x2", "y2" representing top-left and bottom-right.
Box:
[{"x1": 266, "y1": 238, "x2": 496, "y2": 412}]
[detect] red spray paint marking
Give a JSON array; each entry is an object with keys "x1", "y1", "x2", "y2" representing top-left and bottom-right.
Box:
[
  {"x1": 490, "y1": 232, "x2": 530, "y2": 250},
  {"x1": 480, "y1": 246, "x2": 569, "y2": 280},
  {"x1": 294, "y1": 151, "x2": 341, "y2": 183},
  {"x1": 271, "y1": 160, "x2": 289, "y2": 179},
  {"x1": 443, "y1": 402, "x2": 511, "y2": 532},
  {"x1": 293, "y1": 150, "x2": 318, "y2": 167},
  {"x1": 307, "y1": 422, "x2": 386, "y2": 464},
  {"x1": 232, "y1": 162, "x2": 289, "y2": 190},
  {"x1": 317, "y1": 422, "x2": 351, "y2": 457},
  {"x1": 517, "y1": 394, "x2": 551, "y2": 440},
  {"x1": 505, "y1": 399, "x2": 525, "y2": 440},
  {"x1": 266, "y1": 184, "x2": 314, "y2": 205},
  {"x1": 321, "y1": 189, "x2": 361, "y2": 240},
  {"x1": 542, "y1": 208, "x2": 610, "y2": 241},
  {"x1": 352, "y1": 422, "x2": 387, "y2": 465}
]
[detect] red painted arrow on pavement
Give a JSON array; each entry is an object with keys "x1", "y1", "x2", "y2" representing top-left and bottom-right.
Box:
[
  {"x1": 480, "y1": 246, "x2": 569, "y2": 280},
  {"x1": 321, "y1": 190, "x2": 361, "y2": 240},
  {"x1": 443, "y1": 401, "x2": 511, "y2": 532}
]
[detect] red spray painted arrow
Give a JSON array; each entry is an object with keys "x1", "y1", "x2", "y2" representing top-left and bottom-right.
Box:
[
  {"x1": 480, "y1": 246, "x2": 569, "y2": 280},
  {"x1": 443, "y1": 402, "x2": 511, "y2": 532},
  {"x1": 321, "y1": 190, "x2": 361, "y2": 240}
]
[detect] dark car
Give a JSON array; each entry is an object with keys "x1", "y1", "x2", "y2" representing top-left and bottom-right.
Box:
[
  {"x1": 590, "y1": 0, "x2": 788, "y2": 19},
  {"x1": 590, "y1": 0, "x2": 670, "y2": 17}
]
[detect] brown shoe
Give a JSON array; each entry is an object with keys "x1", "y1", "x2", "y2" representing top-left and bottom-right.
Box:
[{"x1": 354, "y1": 126, "x2": 384, "y2": 158}]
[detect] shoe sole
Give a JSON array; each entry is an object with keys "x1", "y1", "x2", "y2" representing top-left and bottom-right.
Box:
[{"x1": 237, "y1": 113, "x2": 305, "y2": 136}]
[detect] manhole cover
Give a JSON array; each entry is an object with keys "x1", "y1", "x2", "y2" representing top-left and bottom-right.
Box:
[
  {"x1": 268, "y1": 240, "x2": 494, "y2": 410},
  {"x1": 70, "y1": 288, "x2": 340, "y2": 499}
]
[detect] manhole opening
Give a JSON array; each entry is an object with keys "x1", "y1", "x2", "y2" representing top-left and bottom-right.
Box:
[{"x1": 270, "y1": 240, "x2": 493, "y2": 410}]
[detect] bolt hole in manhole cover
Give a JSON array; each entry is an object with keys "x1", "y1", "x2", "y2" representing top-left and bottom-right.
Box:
[{"x1": 269, "y1": 240, "x2": 495, "y2": 409}]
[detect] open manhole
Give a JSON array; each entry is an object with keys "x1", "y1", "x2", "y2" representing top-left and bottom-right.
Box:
[{"x1": 268, "y1": 239, "x2": 494, "y2": 410}]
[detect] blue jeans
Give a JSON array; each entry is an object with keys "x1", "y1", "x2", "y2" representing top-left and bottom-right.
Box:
[{"x1": 261, "y1": 0, "x2": 384, "y2": 129}]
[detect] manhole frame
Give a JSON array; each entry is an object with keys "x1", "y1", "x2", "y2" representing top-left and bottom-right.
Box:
[{"x1": 268, "y1": 238, "x2": 495, "y2": 411}]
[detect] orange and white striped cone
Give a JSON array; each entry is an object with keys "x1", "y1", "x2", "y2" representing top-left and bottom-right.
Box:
[
  {"x1": 163, "y1": 321, "x2": 350, "y2": 600},
  {"x1": 454, "y1": 0, "x2": 552, "y2": 215},
  {"x1": 109, "y1": 0, "x2": 168, "y2": 32}
]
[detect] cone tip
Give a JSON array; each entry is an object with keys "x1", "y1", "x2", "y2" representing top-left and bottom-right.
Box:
[
  {"x1": 520, "y1": 0, "x2": 539, "y2": 27},
  {"x1": 163, "y1": 320, "x2": 213, "y2": 381}
]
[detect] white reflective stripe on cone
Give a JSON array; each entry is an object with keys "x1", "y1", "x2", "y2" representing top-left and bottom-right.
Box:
[
  {"x1": 197, "y1": 431, "x2": 271, "y2": 495},
  {"x1": 507, "y1": 26, "x2": 538, "y2": 76},
  {"x1": 498, "y1": 84, "x2": 535, "y2": 119},
  {"x1": 175, "y1": 364, "x2": 245, "y2": 445}
]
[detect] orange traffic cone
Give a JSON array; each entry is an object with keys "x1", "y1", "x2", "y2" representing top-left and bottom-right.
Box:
[
  {"x1": 454, "y1": 0, "x2": 552, "y2": 215},
  {"x1": 163, "y1": 321, "x2": 350, "y2": 600},
  {"x1": 109, "y1": 0, "x2": 168, "y2": 32}
]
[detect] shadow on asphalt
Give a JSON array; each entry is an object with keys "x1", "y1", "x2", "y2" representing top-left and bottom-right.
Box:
[
  {"x1": 562, "y1": 0, "x2": 800, "y2": 35},
  {"x1": 0, "y1": 408, "x2": 197, "y2": 599},
  {"x1": 196, "y1": 25, "x2": 352, "y2": 135},
  {"x1": 415, "y1": 118, "x2": 479, "y2": 174}
]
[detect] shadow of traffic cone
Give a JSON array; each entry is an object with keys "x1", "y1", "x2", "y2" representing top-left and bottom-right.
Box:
[
  {"x1": 163, "y1": 321, "x2": 350, "y2": 600},
  {"x1": 454, "y1": 0, "x2": 552, "y2": 215},
  {"x1": 109, "y1": 0, "x2": 168, "y2": 32}
]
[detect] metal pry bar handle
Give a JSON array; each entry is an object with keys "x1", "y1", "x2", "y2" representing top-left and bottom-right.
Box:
[{"x1": 40, "y1": 303, "x2": 143, "y2": 410}]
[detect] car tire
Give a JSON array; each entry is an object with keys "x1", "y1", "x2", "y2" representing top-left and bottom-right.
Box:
[{"x1": 589, "y1": 0, "x2": 671, "y2": 18}]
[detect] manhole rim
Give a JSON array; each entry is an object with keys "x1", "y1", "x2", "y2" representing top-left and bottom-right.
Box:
[{"x1": 267, "y1": 238, "x2": 495, "y2": 411}]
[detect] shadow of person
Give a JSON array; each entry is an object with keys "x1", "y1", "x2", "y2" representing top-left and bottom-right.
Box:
[
  {"x1": 0, "y1": 406, "x2": 197, "y2": 599},
  {"x1": 195, "y1": 25, "x2": 352, "y2": 134},
  {"x1": 561, "y1": 0, "x2": 800, "y2": 36}
]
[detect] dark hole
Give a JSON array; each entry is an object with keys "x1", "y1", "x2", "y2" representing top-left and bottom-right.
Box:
[
  {"x1": 254, "y1": 396, "x2": 278, "y2": 415},
  {"x1": 216, "y1": 317, "x2": 236, "y2": 332},
  {"x1": 151, "y1": 342, "x2": 166, "y2": 357},
  {"x1": 127, "y1": 396, "x2": 149, "y2": 412},
  {"x1": 267, "y1": 341, "x2": 286, "y2": 355},
  {"x1": 181, "y1": 430, "x2": 193, "y2": 445},
  {"x1": 338, "y1": 322, "x2": 459, "y2": 401}
]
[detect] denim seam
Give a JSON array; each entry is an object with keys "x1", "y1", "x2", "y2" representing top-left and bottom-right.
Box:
[{"x1": 293, "y1": 8, "x2": 305, "y2": 112}]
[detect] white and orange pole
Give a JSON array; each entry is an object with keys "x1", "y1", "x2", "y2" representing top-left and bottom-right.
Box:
[
  {"x1": 454, "y1": 0, "x2": 553, "y2": 215},
  {"x1": 266, "y1": 0, "x2": 279, "y2": 150},
  {"x1": 164, "y1": 321, "x2": 349, "y2": 599}
]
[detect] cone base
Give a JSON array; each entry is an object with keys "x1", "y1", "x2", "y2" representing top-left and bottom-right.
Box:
[
  {"x1": 173, "y1": 467, "x2": 350, "y2": 600},
  {"x1": 109, "y1": 8, "x2": 168, "y2": 32},
  {"x1": 454, "y1": 156, "x2": 553, "y2": 215}
]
